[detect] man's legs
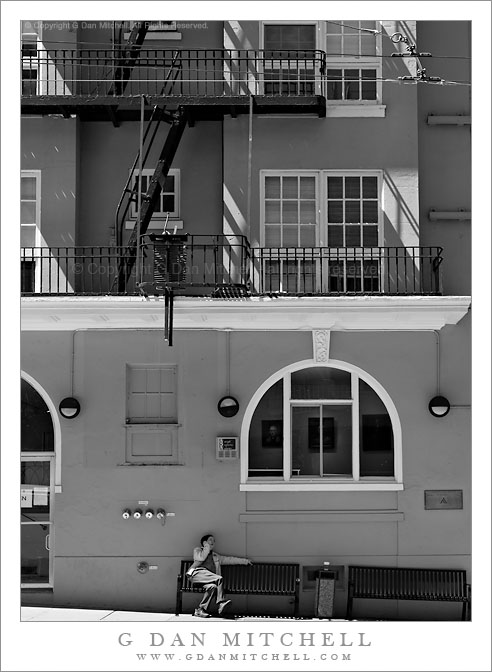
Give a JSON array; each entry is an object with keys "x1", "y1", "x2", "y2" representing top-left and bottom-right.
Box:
[{"x1": 189, "y1": 568, "x2": 225, "y2": 613}]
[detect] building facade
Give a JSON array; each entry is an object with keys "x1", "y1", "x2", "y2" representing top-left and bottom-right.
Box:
[{"x1": 20, "y1": 19, "x2": 471, "y2": 619}]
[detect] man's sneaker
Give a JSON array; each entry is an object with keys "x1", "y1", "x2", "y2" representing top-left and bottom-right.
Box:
[
  {"x1": 194, "y1": 608, "x2": 211, "y2": 618},
  {"x1": 217, "y1": 599, "x2": 232, "y2": 615}
]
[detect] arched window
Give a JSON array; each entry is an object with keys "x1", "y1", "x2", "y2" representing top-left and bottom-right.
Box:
[{"x1": 241, "y1": 361, "x2": 402, "y2": 491}]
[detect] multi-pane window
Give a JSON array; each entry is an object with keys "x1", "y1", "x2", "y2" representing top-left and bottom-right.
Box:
[
  {"x1": 21, "y1": 171, "x2": 40, "y2": 293},
  {"x1": 261, "y1": 171, "x2": 381, "y2": 293},
  {"x1": 126, "y1": 365, "x2": 177, "y2": 423},
  {"x1": 326, "y1": 175, "x2": 379, "y2": 247},
  {"x1": 325, "y1": 21, "x2": 380, "y2": 103},
  {"x1": 130, "y1": 169, "x2": 180, "y2": 219},
  {"x1": 247, "y1": 366, "x2": 395, "y2": 483},
  {"x1": 263, "y1": 24, "x2": 317, "y2": 95}
]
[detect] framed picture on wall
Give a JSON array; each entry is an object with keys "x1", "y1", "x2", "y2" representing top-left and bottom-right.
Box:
[
  {"x1": 361, "y1": 414, "x2": 393, "y2": 452},
  {"x1": 308, "y1": 416, "x2": 335, "y2": 452},
  {"x1": 262, "y1": 420, "x2": 283, "y2": 447}
]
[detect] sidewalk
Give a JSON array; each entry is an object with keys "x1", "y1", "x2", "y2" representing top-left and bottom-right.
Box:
[{"x1": 21, "y1": 606, "x2": 340, "y2": 622}]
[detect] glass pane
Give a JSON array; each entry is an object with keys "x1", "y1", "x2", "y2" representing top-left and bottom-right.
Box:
[
  {"x1": 361, "y1": 72, "x2": 376, "y2": 100},
  {"x1": 282, "y1": 176, "x2": 298, "y2": 199},
  {"x1": 345, "y1": 201, "x2": 361, "y2": 223},
  {"x1": 265, "y1": 176, "x2": 281, "y2": 199},
  {"x1": 161, "y1": 195, "x2": 175, "y2": 212},
  {"x1": 360, "y1": 35, "x2": 376, "y2": 56},
  {"x1": 359, "y1": 379, "x2": 394, "y2": 476},
  {"x1": 363, "y1": 200, "x2": 378, "y2": 223},
  {"x1": 21, "y1": 380, "x2": 54, "y2": 452},
  {"x1": 299, "y1": 176, "x2": 316, "y2": 199},
  {"x1": 283, "y1": 225, "x2": 299, "y2": 247},
  {"x1": 282, "y1": 201, "x2": 298, "y2": 224},
  {"x1": 327, "y1": 225, "x2": 343, "y2": 247},
  {"x1": 146, "y1": 369, "x2": 161, "y2": 392},
  {"x1": 362, "y1": 225, "x2": 379, "y2": 246},
  {"x1": 344, "y1": 35, "x2": 360, "y2": 56},
  {"x1": 362, "y1": 176, "x2": 378, "y2": 198},
  {"x1": 326, "y1": 70, "x2": 342, "y2": 99},
  {"x1": 292, "y1": 405, "x2": 320, "y2": 476},
  {"x1": 21, "y1": 176, "x2": 36, "y2": 200},
  {"x1": 21, "y1": 461, "x2": 50, "y2": 521},
  {"x1": 264, "y1": 225, "x2": 281, "y2": 247},
  {"x1": 345, "y1": 177, "x2": 360, "y2": 199},
  {"x1": 322, "y1": 405, "x2": 352, "y2": 475},
  {"x1": 327, "y1": 176, "x2": 343, "y2": 199},
  {"x1": 21, "y1": 524, "x2": 50, "y2": 584},
  {"x1": 345, "y1": 225, "x2": 361, "y2": 246},
  {"x1": 21, "y1": 202, "x2": 36, "y2": 225},
  {"x1": 265, "y1": 200, "x2": 281, "y2": 224},
  {"x1": 326, "y1": 35, "x2": 342, "y2": 54},
  {"x1": 21, "y1": 227, "x2": 36, "y2": 246},
  {"x1": 300, "y1": 200, "x2": 316, "y2": 224},
  {"x1": 327, "y1": 201, "x2": 343, "y2": 223},
  {"x1": 248, "y1": 379, "x2": 283, "y2": 475},
  {"x1": 291, "y1": 367, "x2": 351, "y2": 399},
  {"x1": 345, "y1": 76, "x2": 360, "y2": 100},
  {"x1": 163, "y1": 175, "x2": 174, "y2": 192},
  {"x1": 299, "y1": 224, "x2": 316, "y2": 247}
]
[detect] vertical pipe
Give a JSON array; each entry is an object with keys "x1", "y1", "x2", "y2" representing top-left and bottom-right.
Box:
[
  {"x1": 246, "y1": 95, "x2": 253, "y2": 232},
  {"x1": 135, "y1": 94, "x2": 145, "y2": 287}
]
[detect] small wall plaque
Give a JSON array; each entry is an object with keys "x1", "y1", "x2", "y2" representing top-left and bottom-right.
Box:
[{"x1": 424, "y1": 490, "x2": 463, "y2": 510}]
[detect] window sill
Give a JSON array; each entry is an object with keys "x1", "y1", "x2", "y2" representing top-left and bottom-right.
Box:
[
  {"x1": 325, "y1": 104, "x2": 386, "y2": 118},
  {"x1": 240, "y1": 481, "x2": 403, "y2": 492},
  {"x1": 125, "y1": 220, "x2": 183, "y2": 231}
]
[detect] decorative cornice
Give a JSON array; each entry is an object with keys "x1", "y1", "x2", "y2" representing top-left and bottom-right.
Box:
[{"x1": 21, "y1": 296, "x2": 471, "y2": 332}]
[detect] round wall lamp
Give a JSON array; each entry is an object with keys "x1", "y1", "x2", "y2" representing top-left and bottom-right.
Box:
[
  {"x1": 428, "y1": 395, "x2": 450, "y2": 418},
  {"x1": 59, "y1": 397, "x2": 81, "y2": 419},
  {"x1": 218, "y1": 396, "x2": 239, "y2": 418}
]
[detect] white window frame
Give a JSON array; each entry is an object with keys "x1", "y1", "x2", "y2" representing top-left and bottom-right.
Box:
[
  {"x1": 324, "y1": 20, "x2": 385, "y2": 116},
  {"x1": 240, "y1": 359, "x2": 403, "y2": 492},
  {"x1": 126, "y1": 364, "x2": 178, "y2": 424},
  {"x1": 21, "y1": 455, "x2": 55, "y2": 588},
  {"x1": 260, "y1": 169, "x2": 383, "y2": 293},
  {"x1": 260, "y1": 21, "x2": 322, "y2": 96},
  {"x1": 125, "y1": 168, "x2": 183, "y2": 230}
]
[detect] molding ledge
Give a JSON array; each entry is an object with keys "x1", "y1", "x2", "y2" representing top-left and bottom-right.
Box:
[
  {"x1": 21, "y1": 295, "x2": 471, "y2": 332},
  {"x1": 239, "y1": 510, "x2": 404, "y2": 522}
]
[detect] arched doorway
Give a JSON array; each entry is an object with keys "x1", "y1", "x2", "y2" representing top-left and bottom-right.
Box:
[{"x1": 21, "y1": 377, "x2": 55, "y2": 586}]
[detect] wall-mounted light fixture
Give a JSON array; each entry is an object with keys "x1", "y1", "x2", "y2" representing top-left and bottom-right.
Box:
[
  {"x1": 428, "y1": 395, "x2": 450, "y2": 418},
  {"x1": 59, "y1": 397, "x2": 81, "y2": 419},
  {"x1": 218, "y1": 396, "x2": 240, "y2": 418}
]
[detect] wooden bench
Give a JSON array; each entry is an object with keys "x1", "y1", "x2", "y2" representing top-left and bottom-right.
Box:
[
  {"x1": 176, "y1": 560, "x2": 301, "y2": 617},
  {"x1": 347, "y1": 565, "x2": 471, "y2": 621}
]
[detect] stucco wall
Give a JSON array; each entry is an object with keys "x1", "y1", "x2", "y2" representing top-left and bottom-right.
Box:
[
  {"x1": 417, "y1": 21, "x2": 471, "y2": 295},
  {"x1": 21, "y1": 321, "x2": 471, "y2": 618},
  {"x1": 21, "y1": 118, "x2": 78, "y2": 246}
]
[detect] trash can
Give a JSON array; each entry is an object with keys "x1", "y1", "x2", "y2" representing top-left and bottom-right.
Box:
[{"x1": 314, "y1": 567, "x2": 336, "y2": 618}]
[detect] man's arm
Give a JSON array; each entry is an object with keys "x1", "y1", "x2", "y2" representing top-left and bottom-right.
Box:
[
  {"x1": 193, "y1": 543, "x2": 212, "y2": 562},
  {"x1": 216, "y1": 552, "x2": 252, "y2": 566}
]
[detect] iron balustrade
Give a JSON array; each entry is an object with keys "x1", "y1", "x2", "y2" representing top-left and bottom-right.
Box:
[
  {"x1": 21, "y1": 49, "x2": 327, "y2": 98},
  {"x1": 21, "y1": 244, "x2": 442, "y2": 296}
]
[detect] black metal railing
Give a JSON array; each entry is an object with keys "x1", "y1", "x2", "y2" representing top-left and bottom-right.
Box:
[
  {"x1": 21, "y1": 243, "x2": 443, "y2": 296},
  {"x1": 21, "y1": 48, "x2": 326, "y2": 98}
]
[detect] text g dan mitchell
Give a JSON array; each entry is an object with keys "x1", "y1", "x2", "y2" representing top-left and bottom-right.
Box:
[{"x1": 118, "y1": 631, "x2": 372, "y2": 648}]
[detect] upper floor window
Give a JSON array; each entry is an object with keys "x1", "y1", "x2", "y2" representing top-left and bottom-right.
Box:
[
  {"x1": 325, "y1": 21, "x2": 381, "y2": 104},
  {"x1": 21, "y1": 26, "x2": 39, "y2": 95},
  {"x1": 242, "y1": 362, "x2": 401, "y2": 491},
  {"x1": 263, "y1": 23, "x2": 317, "y2": 95},
  {"x1": 126, "y1": 169, "x2": 182, "y2": 230}
]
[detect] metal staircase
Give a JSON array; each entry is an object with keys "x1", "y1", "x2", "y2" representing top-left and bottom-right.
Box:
[{"x1": 108, "y1": 21, "x2": 150, "y2": 96}]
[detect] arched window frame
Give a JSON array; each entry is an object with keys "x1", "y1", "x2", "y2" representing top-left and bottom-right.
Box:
[
  {"x1": 21, "y1": 371, "x2": 62, "y2": 492},
  {"x1": 240, "y1": 359, "x2": 403, "y2": 491}
]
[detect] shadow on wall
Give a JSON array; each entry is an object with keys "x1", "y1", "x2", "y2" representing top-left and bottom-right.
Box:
[{"x1": 383, "y1": 170, "x2": 419, "y2": 241}]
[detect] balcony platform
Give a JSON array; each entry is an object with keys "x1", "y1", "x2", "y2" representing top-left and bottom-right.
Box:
[{"x1": 21, "y1": 94, "x2": 326, "y2": 120}]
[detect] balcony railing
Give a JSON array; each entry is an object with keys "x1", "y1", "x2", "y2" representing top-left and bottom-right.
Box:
[
  {"x1": 21, "y1": 240, "x2": 443, "y2": 297},
  {"x1": 21, "y1": 48, "x2": 327, "y2": 99}
]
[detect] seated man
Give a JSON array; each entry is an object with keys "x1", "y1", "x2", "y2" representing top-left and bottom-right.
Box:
[{"x1": 186, "y1": 533, "x2": 252, "y2": 617}]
